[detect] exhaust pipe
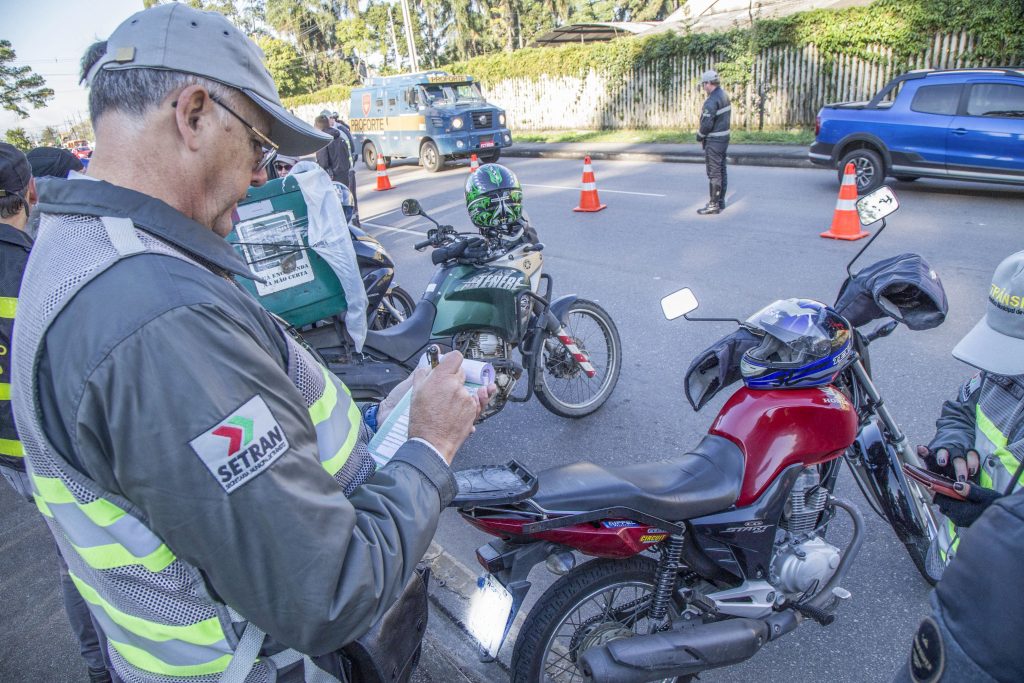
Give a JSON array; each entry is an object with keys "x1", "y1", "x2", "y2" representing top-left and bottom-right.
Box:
[{"x1": 579, "y1": 617, "x2": 770, "y2": 683}]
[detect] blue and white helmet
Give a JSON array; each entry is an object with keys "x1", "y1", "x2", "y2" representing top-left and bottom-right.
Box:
[{"x1": 740, "y1": 298, "x2": 853, "y2": 389}]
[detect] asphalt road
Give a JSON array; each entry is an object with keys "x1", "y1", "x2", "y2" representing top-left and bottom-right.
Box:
[
  {"x1": 2, "y1": 155, "x2": 1021, "y2": 681},
  {"x1": 351, "y1": 156, "x2": 1024, "y2": 682}
]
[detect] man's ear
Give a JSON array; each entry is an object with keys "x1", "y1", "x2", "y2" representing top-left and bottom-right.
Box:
[
  {"x1": 26, "y1": 177, "x2": 37, "y2": 207},
  {"x1": 173, "y1": 85, "x2": 216, "y2": 153}
]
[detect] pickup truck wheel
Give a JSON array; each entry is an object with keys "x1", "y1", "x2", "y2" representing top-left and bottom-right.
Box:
[
  {"x1": 838, "y1": 149, "x2": 884, "y2": 193},
  {"x1": 420, "y1": 141, "x2": 445, "y2": 173}
]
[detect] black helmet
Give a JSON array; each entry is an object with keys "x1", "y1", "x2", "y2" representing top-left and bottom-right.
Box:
[
  {"x1": 740, "y1": 298, "x2": 853, "y2": 389},
  {"x1": 465, "y1": 163, "x2": 523, "y2": 233}
]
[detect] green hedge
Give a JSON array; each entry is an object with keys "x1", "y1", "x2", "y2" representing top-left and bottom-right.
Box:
[{"x1": 444, "y1": 0, "x2": 1023, "y2": 87}]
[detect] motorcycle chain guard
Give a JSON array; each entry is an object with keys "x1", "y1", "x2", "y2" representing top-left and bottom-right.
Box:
[{"x1": 451, "y1": 460, "x2": 538, "y2": 507}]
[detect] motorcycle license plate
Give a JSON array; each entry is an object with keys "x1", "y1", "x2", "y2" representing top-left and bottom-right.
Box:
[
  {"x1": 467, "y1": 574, "x2": 514, "y2": 658},
  {"x1": 479, "y1": 140, "x2": 495, "y2": 148}
]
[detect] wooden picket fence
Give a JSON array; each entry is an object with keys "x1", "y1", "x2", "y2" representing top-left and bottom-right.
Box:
[{"x1": 484, "y1": 31, "x2": 1023, "y2": 130}]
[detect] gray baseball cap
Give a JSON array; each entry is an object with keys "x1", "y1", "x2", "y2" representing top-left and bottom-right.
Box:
[
  {"x1": 953, "y1": 250, "x2": 1024, "y2": 375},
  {"x1": 85, "y1": 3, "x2": 330, "y2": 156},
  {"x1": 701, "y1": 69, "x2": 719, "y2": 83}
]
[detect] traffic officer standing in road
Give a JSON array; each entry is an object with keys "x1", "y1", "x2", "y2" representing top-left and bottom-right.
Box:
[
  {"x1": 0, "y1": 143, "x2": 114, "y2": 683},
  {"x1": 894, "y1": 250, "x2": 1024, "y2": 683},
  {"x1": 12, "y1": 5, "x2": 491, "y2": 682},
  {"x1": 695, "y1": 69, "x2": 731, "y2": 215}
]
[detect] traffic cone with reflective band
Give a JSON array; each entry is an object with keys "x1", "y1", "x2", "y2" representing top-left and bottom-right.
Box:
[
  {"x1": 574, "y1": 156, "x2": 607, "y2": 213},
  {"x1": 469, "y1": 153, "x2": 480, "y2": 173},
  {"x1": 374, "y1": 157, "x2": 393, "y2": 192},
  {"x1": 820, "y1": 163, "x2": 867, "y2": 240}
]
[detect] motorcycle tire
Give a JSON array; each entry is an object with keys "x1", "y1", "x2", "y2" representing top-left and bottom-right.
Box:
[
  {"x1": 900, "y1": 480, "x2": 944, "y2": 586},
  {"x1": 536, "y1": 299, "x2": 622, "y2": 418},
  {"x1": 370, "y1": 286, "x2": 416, "y2": 331},
  {"x1": 510, "y1": 557, "x2": 688, "y2": 683}
]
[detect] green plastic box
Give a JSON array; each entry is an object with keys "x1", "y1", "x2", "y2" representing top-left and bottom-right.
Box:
[{"x1": 227, "y1": 176, "x2": 348, "y2": 328}]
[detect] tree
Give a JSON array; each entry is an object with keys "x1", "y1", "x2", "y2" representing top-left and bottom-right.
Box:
[
  {"x1": 0, "y1": 40, "x2": 54, "y2": 119},
  {"x1": 5, "y1": 127, "x2": 34, "y2": 152},
  {"x1": 256, "y1": 36, "x2": 316, "y2": 96},
  {"x1": 39, "y1": 125, "x2": 61, "y2": 148}
]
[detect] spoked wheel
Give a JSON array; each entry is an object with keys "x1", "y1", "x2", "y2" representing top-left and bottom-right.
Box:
[
  {"x1": 370, "y1": 286, "x2": 416, "y2": 330},
  {"x1": 536, "y1": 299, "x2": 621, "y2": 418},
  {"x1": 510, "y1": 558, "x2": 686, "y2": 683}
]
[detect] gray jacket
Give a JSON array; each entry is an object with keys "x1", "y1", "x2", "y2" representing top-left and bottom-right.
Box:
[
  {"x1": 30, "y1": 178, "x2": 455, "y2": 658},
  {"x1": 697, "y1": 86, "x2": 731, "y2": 140}
]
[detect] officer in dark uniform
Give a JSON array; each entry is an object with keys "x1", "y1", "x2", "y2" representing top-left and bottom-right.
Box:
[{"x1": 695, "y1": 69, "x2": 731, "y2": 215}]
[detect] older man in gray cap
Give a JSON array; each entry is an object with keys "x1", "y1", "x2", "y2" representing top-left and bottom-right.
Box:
[
  {"x1": 12, "y1": 4, "x2": 488, "y2": 683},
  {"x1": 893, "y1": 251, "x2": 1024, "y2": 683},
  {"x1": 695, "y1": 69, "x2": 731, "y2": 215}
]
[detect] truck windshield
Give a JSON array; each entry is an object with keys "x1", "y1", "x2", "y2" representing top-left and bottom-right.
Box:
[{"x1": 419, "y1": 83, "x2": 484, "y2": 104}]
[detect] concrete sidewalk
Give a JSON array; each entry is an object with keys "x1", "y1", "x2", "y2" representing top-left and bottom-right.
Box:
[{"x1": 504, "y1": 141, "x2": 812, "y2": 168}]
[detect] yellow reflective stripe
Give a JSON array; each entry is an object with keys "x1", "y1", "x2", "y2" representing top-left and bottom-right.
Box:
[
  {"x1": 71, "y1": 538, "x2": 175, "y2": 573},
  {"x1": 107, "y1": 639, "x2": 232, "y2": 677},
  {"x1": 0, "y1": 297, "x2": 16, "y2": 319},
  {"x1": 0, "y1": 437, "x2": 23, "y2": 457},
  {"x1": 308, "y1": 367, "x2": 339, "y2": 426},
  {"x1": 0, "y1": 382, "x2": 10, "y2": 400},
  {"x1": 69, "y1": 572, "x2": 226, "y2": 647},
  {"x1": 320, "y1": 399, "x2": 362, "y2": 475},
  {"x1": 976, "y1": 407, "x2": 1008, "y2": 448},
  {"x1": 32, "y1": 475, "x2": 126, "y2": 526},
  {"x1": 34, "y1": 495, "x2": 52, "y2": 518}
]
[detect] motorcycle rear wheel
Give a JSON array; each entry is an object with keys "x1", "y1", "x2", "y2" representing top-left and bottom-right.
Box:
[
  {"x1": 536, "y1": 299, "x2": 621, "y2": 418},
  {"x1": 510, "y1": 557, "x2": 687, "y2": 683},
  {"x1": 370, "y1": 286, "x2": 416, "y2": 331}
]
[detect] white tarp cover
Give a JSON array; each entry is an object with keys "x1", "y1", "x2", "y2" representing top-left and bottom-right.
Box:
[{"x1": 289, "y1": 161, "x2": 368, "y2": 351}]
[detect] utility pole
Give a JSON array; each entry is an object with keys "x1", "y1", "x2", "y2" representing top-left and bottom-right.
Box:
[
  {"x1": 399, "y1": 0, "x2": 420, "y2": 72},
  {"x1": 386, "y1": 5, "x2": 402, "y2": 69}
]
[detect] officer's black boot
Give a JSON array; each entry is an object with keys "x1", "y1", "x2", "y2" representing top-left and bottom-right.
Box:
[
  {"x1": 720, "y1": 178, "x2": 727, "y2": 210},
  {"x1": 697, "y1": 183, "x2": 722, "y2": 215}
]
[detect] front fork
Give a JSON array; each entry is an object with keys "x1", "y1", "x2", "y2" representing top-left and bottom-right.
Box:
[{"x1": 850, "y1": 359, "x2": 939, "y2": 540}]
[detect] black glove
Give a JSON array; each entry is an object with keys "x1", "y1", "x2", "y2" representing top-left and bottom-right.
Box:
[
  {"x1": 918, "y1": 444, "x2": 980, "y2": 483},
  {"x1": 934, "y1": 485, "x2": 1002, "y2": 528}
]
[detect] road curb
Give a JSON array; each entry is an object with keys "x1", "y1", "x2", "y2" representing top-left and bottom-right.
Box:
[
  {"x1": 421, "y1": 540, "x2": 526, "y2": 681},
  {"x1": 503, "y1": 146, "x2": 813, "y2": 169}
]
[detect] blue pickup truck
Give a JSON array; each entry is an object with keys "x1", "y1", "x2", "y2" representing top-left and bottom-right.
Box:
[{"x1": 809, "y1": 68, "x2": 1024, "y2": 192}]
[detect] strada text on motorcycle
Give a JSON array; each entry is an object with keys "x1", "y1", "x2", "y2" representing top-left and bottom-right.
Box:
[{"x1": 450, "y1": 187, "x2": 948, "y2": 682}]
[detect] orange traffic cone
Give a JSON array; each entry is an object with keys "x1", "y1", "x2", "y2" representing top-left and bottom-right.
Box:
[
  {"x1": 374, "y1": 157, "x2": 393, "y2": 192},
  {"x1": 820, "y1": 163, "x2": 867, "y2": 240},
  {"x1": 469, "y1": 153, "x2": 480, "y2": 173},
  {"x1": 574, "y1": 156, "x2": 606, "y2": 212}
]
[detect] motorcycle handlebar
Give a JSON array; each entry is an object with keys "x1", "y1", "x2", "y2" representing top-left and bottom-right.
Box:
[{"x1": 414, "y1": 239, "x2": 433, "y2": 251}]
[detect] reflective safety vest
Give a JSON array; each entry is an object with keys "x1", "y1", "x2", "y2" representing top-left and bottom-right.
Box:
[
  {"x1": 938, "y1": 376, "x2": 1024, "y2": 562},
  {"x1": 13, "y1": 214, "x2": 372, "y2": 682},
  {"x1": 0, "y1": 222, "x2": 31, "y2": 474}
]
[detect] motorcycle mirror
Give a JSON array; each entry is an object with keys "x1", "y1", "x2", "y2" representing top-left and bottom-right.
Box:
[
  {"x1": 401, "y1": 199, "x2": 422, "y2": 217},
  {"x1": 856, "y1": 186, "x2": 899, "y2": 226},
  {"x1": 661, "y1": 288, "x2": 699, "y2": 320}
]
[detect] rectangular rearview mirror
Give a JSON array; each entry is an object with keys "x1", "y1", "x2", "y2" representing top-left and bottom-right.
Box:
[
  {"x1": 856, "y1": 186, "x2": 899, "y2": 225},
  {"x1": 661, "y1": 288, "x2": 699, "y2": 320}
]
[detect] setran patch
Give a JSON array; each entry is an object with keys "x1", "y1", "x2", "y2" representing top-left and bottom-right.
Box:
[
  {"x1": 909, "y1": 617, "x2": 944, "y2": 683},
  {"x1": 190, "y1": 395, "x2": 289, "y2": 494}
]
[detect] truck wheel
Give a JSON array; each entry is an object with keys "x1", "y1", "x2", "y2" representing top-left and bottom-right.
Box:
[
  {"x1": 838, "y1": 148, "x2": 884, "y2": 193},
  {"x1": 420, "y1": 141, "x2": 445, "y2": 173},
  {"x1": 363, "y1": 143, "x2": 378, "y2": 171}
]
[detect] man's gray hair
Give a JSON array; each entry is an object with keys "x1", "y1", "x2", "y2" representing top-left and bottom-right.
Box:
[{"x1": 80, "y1": 40, "x2": 233, "y2": 122}]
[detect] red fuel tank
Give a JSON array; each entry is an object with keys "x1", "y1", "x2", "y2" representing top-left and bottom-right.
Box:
[{"x1": 709, "y1": 386, "x2": 858, "y2": 506}]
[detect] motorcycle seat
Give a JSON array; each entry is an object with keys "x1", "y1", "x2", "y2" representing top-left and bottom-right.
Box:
[
  {"x1": 530, "y1": 435, "x2": 745, "y2": 522},
  {"x1": 364, "y1": 300, "x2": 436, "y2": 363}
]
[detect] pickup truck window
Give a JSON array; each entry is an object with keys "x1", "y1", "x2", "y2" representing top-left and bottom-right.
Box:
[
  {"x1": 910, "y1": 84, "x2": 962, "y2": 115},
  {"x1": 966, "y1": 83, "x2": 1024, "y2": 118}
]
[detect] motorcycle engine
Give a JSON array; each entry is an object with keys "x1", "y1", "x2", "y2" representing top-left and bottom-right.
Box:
[
  {"x1": 770, "y1": 467, "x2": 841, "y2": 596},
  {"x1": 454, "y1": 332, "x2": 518, "y2": 415}
]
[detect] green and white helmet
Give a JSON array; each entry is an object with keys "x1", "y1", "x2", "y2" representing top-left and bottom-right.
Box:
[{"x1": 465, "y1": 163, "x2": 524, "y2": 233}]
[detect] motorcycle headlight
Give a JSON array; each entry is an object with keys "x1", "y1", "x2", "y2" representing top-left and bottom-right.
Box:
[
  {"x1": 452, "y1": 117, "x2": 464, "y2": 130},
  {"x1": 499, "y1": 113, "x2": 506, "y2": 126}
]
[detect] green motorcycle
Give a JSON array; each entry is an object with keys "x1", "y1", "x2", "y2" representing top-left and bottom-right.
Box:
[{"x1": 304, "y1": 198, "x2": 622, "y2": 419}]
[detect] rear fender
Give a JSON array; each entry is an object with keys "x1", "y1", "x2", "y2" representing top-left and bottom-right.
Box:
[{"x1": 834, "y1": 133, "x2": 891, "y2": 169}]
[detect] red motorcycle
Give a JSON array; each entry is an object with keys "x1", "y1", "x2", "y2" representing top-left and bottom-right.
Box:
[{"x1": 450, "y1": 187, "x2": 947, "y2": 682}]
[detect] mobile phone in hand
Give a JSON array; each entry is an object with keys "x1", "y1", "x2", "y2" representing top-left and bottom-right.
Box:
[{"x1": 902, "y1": 463, "x2": 970, "y2": 501}]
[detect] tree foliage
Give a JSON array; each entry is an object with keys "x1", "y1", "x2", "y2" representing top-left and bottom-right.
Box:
[
  {"x1": 4, "y1": 127, "x2": 34, "y2": 152},
  {"x1": 0, "y1": 40, "x2": 54, "y2": 119}
]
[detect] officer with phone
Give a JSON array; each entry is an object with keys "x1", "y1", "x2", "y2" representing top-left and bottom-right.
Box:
[{"x1": 894, "y1": 250, "x2": 1024, "y2": 683}]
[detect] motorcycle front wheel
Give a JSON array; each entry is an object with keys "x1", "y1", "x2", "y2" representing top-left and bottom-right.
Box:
[
  {"x1": 370, "y1": 286, "x2": 416, "y2": 331},
  {"x1": 510, "y1": 557, "x2": 685, "y2": 683},
  {"x1": 536, "y1": 299, "x2": 621, "y2": 418}
]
